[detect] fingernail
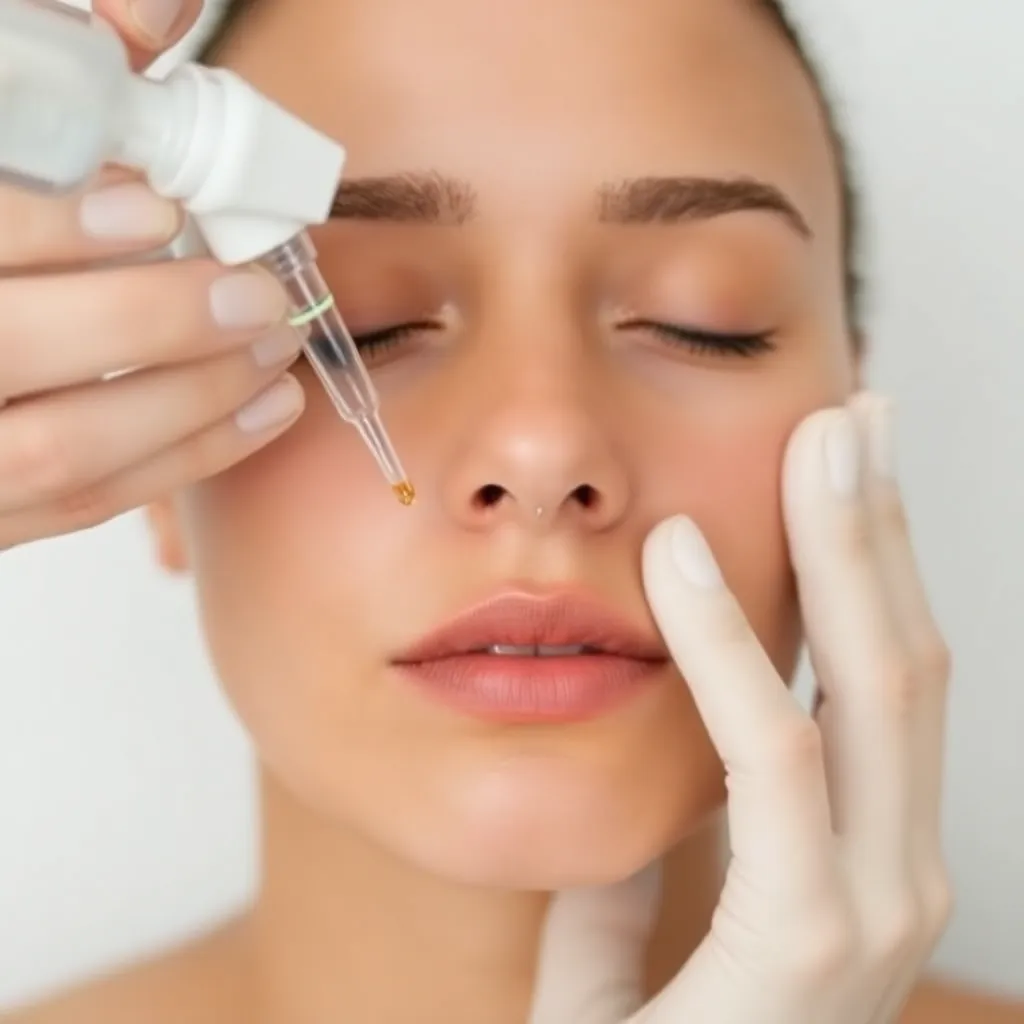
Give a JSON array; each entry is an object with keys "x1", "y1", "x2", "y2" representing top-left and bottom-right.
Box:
[
  {"x1": 824, "y1": 410, "x2": 861, "y2": 497},
  {"x1": 670, "y1": 516, "x2": 723, "y2": 589},
  {"x1": 130, "y1": 0, "x2": 184, "y2": 43},
  {"x1": 211, "y1": 272, "x2": 289, "y2": 331},
  {"x1": 79, "y1": 183, "x2": 179, "y2": 242},
  {"x1": 868, "y1": 397, "x2": 896, "y2": 480},
  {"x1": 251, "y1": 326, "x2": 303, "y2": 368},
  {"x1": 236, "y1": 378, "x2": 304, "y2": 434}
]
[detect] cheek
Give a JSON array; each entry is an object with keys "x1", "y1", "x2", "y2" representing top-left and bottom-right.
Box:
[
  {"x1": 176, "y1": 361, "x2": 833, "y2": 887},
  {"x1": 640, "y1": 384, "x2": 816, "y2": 675},
  {"x1": 180, "y1": 397, "x2": 403, "y2": 732},
  {"x1": 699, "y1": 422, "x2": 789, "y2": 593}
]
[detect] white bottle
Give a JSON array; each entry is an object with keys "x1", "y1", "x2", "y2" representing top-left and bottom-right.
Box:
[{"x1": 0, "y1": 0, "x2": 345, "y2": 265}]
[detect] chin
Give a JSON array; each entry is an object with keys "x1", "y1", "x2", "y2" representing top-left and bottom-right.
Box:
[{"x1": 377, "y1": 740, "x2": 726, "y2": 890}]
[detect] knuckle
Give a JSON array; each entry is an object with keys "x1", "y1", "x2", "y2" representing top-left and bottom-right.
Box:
[
  {"x1": 0, "y1": 418, "x2": 76, "y2": 498},
  {"x1": 192, "y1": 352, "x2": 262, "y2": 418},
  {"x1": 783, "y1": 908, "x2": 856, "y2": 985},
  {"x1": 167, "y1": 414, "x2": 239, "y2": 483},
  {"x1": 49, "y1": 480, "x2": 117, "y2": 530},
  {"x1": 923, "y1": 869, "x2": 955, "y2": 941},
  {"x1": 183, "y1": 419, "x2": 232, "y2": 474},
  {"x1": 919, "y1": 637, "x2": 953, "y2": 684},
  {"x1": 763, "y1": 716, "x2": 825, "y2": 779},
  {"x1": 869, "y1": 898, "x2": 922, "y2": 963},
  {"x1": 878, "y1": 657, "x2": 926, "y2": 718}
]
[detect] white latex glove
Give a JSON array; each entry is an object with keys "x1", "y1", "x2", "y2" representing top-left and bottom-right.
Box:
[{"x1": 530, "y1": 394, "x2": 953, "y2": 1024}]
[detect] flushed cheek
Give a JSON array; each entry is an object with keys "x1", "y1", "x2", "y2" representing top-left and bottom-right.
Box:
[
  {"x1": 697, "y1": 430, "x2": 788, "y2": 578},
  {"x1": 646, "y1": 407, "x2": 800, "y2": 670}
]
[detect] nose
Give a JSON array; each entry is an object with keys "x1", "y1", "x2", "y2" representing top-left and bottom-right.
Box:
[{"x1": 440, "y1": 370, "x2": 631, "y2": 533}]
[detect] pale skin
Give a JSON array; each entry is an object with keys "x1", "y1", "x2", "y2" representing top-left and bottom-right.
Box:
[{"x1": 2, "y1": 0, "x2": 1022, "y2": 1021}]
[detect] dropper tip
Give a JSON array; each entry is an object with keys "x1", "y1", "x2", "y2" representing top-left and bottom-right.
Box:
[{"x1": 392, "y1": 480, "x2": 416, "y2": 506}]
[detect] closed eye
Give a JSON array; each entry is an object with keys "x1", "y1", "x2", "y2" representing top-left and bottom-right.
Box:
[
  {"x1": 622, "y1": 319, "x2": 776, "y2": 357},
  {"x1": 346, "y1": 318, "x2": 775, "y2": 360},
  {"x1": 348, "y1": 321, "x2": 441, "y2": 356}
]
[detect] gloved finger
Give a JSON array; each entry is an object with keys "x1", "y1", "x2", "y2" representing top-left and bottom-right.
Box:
[
  {"x1": 848, "y1": 395, "x2": 954, "y2": 1023},
  {"x1": 642, "y1": 516, "x2": 834, "y2": 907},
  {"x1": 849, "y1": 393, "x2": 952, "y2": 851},
  {"x1": 783, "y1": 405, "x2": 912, "y2": 886},
  {"x1": 530, "y1": 863, "x2": 662, "y2": 1024}
]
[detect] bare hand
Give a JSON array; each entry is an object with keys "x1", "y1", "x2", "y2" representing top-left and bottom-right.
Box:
[{"x1": 0, "y1": 0, "x2": 306, "y2": 550}]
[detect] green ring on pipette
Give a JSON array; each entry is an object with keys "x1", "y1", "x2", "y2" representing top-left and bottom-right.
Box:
[{"x1": 288, "y1": 293, "x2": 336, "y2": 327}]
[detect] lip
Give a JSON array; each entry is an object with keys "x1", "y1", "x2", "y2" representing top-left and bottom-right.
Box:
[{"x1": 393, "y1": 592, "x2": 670, "y2": 723}]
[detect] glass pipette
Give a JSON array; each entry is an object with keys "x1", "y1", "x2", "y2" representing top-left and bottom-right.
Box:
[{"x1": 260, "y1": 232, "x2": 415, "y2": 505}]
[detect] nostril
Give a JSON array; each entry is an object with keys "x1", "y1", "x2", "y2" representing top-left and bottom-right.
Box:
[
  {"x1": 572, "y1": 484, "x2": 598, "y2": 509},
  {"x1": 474, "y1": 484, "x2": 507, "y2": 509},
  {"x1": 470, "y1": 484, "x2": 601, "y2": 515}
]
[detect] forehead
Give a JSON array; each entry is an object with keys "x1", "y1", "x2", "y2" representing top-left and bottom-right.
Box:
[{"x1": 217, "y1": 0, "x2": 840, "y2": 243}]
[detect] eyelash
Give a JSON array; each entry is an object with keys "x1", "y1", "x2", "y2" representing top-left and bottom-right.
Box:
[
  {"x1": 621, "y1": 320, "x2": 775, "y2": 358},
  {"x1": 350, "y1": 322, "x2": 436, "y2": 355},
  {"x1": 348, "y1": 320, "x2": 775, "y2": 358}
]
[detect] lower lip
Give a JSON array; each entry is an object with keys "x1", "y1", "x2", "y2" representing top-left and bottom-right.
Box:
[{"x1": 394, "y1": 653, "x2": 665, "y2": 723}]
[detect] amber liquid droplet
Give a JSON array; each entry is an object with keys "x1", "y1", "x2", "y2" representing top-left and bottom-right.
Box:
[{"x1": 393, "y1": 480, "x2": 416, "y2": 506}]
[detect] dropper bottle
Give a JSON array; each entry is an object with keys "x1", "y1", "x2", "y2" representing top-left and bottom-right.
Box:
[{"x1": 0, "y1": 0, "x2": 414, "y2": 503}]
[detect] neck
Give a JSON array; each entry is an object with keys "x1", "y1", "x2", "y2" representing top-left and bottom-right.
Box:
[{"x1": 240, "y1": 767, "x2": 724, "y2": 1024}]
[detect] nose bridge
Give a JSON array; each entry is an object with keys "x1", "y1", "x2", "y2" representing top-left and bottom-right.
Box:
[
  {"x1": 474, "y1": 250, "x2": 596, "y2": 409},
  {"x1": 440, "y1": 313, "x2": 631, "y2": 530},
  {"x1": 483, "y1": 328, "x2": 586, "y2": 425},
  {"x1": 481, "y1": 360, "x2": 593, "y2": 474}
]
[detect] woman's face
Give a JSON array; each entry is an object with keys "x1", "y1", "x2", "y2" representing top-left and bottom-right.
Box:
[{"x1": 154, "y1": 0, "x2": 855, "y2": 887}]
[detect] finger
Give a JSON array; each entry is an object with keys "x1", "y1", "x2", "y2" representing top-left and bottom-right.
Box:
[
  {"x1": 0, "y1": 176, "x2": 181, "y2": 269},
  {"x1": 850, "y1": 393, "x2": 952, "y2": 848},
  {"x1": 849, "y1": 395, "x2": 955, "y2": 1024},
  {"x1": 642, "y1": 517, "x2": 834, "y2": 906},
  {"x1": 782, "y1": 406, "x2": 912, "y2": 874},
  {"x1": 530, "y1": 864, "x2": 661, "y2": 1024},
  {"x1": 0, "y1": 261, "x2": 289, "y2": 398},
  {"x1": 92, "y1": 0, "x2": 205, "y2": 72},
  {"x1": 0, "y1": 375, "x2": 305, "y2": 550},
  {"x1": 0, "y1": 327, "x2": 302, "y2": 513}
]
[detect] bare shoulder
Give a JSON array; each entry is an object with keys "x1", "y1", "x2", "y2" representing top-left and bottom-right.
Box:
[
  {"x1": 0, "y1": 920, "x2": 249, "y2": 1024},
  {"x1": 902, "y1": 977, "x2": 1024, "y2": 1024}
]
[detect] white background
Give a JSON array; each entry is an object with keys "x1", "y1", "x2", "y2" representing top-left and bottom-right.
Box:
[{"x1": 2, "y1": 0, "x2": 1022, "y2": 1009}]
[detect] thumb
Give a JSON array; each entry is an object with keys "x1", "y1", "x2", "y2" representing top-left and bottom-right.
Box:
[
  {"x1": 529, "y1": 863, "x2": 662, "y2": 1024},
  {"x1": 92, "y1": 0, "x2": 206, "y2": 72}
]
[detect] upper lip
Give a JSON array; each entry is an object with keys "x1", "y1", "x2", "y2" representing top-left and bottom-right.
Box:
[{"x1": 395, "y1": 592, "x2": 669, "y2": 663}]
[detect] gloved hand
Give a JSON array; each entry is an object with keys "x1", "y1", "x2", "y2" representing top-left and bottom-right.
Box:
[{"x1": 531, "y1": 393, "x2": 952, "y2": 1024}]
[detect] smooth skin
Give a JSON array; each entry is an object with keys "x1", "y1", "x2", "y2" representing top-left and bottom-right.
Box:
[
  {"x1": 0, "y1": 0, "x2": 306, "y2": 551},
  {"x1": 4, "y1": 2, "x2": 1019, "y2": 1024}
]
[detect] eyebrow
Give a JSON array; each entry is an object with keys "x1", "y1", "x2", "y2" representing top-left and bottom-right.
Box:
[
  {"x1": 597, "y1": 176, "x2": 812, "y2": 238},
  {"x1": 330, "y1": 171, "x2": 811, "y2": 238},
  {"x1": 330, "y1": 172, "x2": 476, "y2": 224}
]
